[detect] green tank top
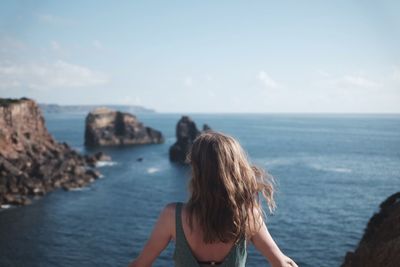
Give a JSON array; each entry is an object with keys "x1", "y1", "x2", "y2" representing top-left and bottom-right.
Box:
[{"x1": 173, "y1": 202, "x2": 247, "y2": 267}]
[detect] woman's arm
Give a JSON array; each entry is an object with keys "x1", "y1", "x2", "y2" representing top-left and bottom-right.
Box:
[
  {"x1": 251, "y1": 219, "x2": 298, "y2": 267},
  {"x1": 128, "y1": 203, "x2": 176, "y2": 267}
]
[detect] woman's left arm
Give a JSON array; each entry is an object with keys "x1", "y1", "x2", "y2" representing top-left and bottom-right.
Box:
[{"x1": 128, "y1": 203, "x2": 176, "y2": 267}]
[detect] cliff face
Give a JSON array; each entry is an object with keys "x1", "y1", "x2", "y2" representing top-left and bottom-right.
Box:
[
  {"x1": 341, "y1": 192, "x2": 400, "y2": 267},
  {"x1": 0, "y1": 98, "x2": 51, "y2": 159},
  {"x1": 0, "y1": 98, "x2": 103, "y2": 207},
  {"x1": 84, "y1": 108, "x2": 164, "y2": 147},
  {"x1": 169, "y1": 116, "x2": 210, "y2": 164}
]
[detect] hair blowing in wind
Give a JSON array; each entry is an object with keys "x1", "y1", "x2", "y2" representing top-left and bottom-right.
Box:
[{"x1": 186, "y1": 131, "x2": 276, "y2": 244}]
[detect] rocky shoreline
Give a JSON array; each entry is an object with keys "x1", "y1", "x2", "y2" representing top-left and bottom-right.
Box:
[{"x1": 0, "y1": 98, "x2": 109, "y2": 207}]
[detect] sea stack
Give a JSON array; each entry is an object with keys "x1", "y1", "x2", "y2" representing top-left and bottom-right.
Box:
[
  {"x1": 169, "y1": 116, "x2": 211, "y2": 164},
  {"x1": 0, "y1": 98, "x2": 105, "y2": 207},
  {"x1": 84, "y1": 108, "x2": 164, "y2": 147},
  {"x1": 341, "y1": 192, "x2": 400, "y2": 267}
]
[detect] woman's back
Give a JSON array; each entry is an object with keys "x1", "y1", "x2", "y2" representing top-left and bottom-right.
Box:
[
  {"x1": 174, "y1": 202, "x2": 247, "y2": 267},
  {"x1": 129, "y1": 132, "x2": 298, "y2": 267}
]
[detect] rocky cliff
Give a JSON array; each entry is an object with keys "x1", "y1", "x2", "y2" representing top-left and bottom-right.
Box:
[
  {"x1": 84, "y1": 108, "x2": 164, "y2": 147},
  {"x1": 341, "y1": 192, "x2": 400, "y2": 267},
  {"x1": 0, "y1": 98, "x2": 104, "y2": 207},
  {"x1": 169, "y1": 116, "x2": 211, "y2": 164}
]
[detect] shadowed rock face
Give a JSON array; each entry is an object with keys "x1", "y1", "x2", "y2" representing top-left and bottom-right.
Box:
[
  {"x1": 341, "y1": 192, "x2": 400, "y2": 267},
  {"x1": 169, "y1": 116, "x2": 210, "y2": 164},
  {"x1": 0, "y1": 98, "x2": 105, "y2": 207},
  {"x1": 84, "y1": 108, "x2": 164, "y2": 147}
]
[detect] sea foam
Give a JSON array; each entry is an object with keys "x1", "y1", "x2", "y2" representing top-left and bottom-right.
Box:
[
  {"x1": 147, "y1": 167, "x2": 159, "y2": 174},
  {"x1": 96, "y1": 161, "x2": 117, "y2": 167}
]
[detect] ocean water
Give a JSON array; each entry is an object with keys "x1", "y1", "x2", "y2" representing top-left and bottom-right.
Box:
[{"x1": 0, "y1": 113, "x2": 399, "y2": 267}]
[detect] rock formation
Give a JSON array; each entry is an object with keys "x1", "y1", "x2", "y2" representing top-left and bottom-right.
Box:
[
  {"x1": 341, "y1": 192, "x2": 400, "y2": 267},
  {"x1": 0, "y1": 98, "x2": 106, "y2": 207},
  {"x1": 84, "y1": 108, "x2": 164, "y2": 147},
  {"x1": 169, "y1": 116, "x2": 211, "y2": 164}
]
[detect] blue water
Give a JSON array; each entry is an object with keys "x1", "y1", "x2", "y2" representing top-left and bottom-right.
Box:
[{"x1": 0, "y1": 113, "x2": 399, "y2": 267}]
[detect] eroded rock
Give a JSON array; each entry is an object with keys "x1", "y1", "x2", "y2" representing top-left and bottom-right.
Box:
[
  {"x1": 169, "y1": 116, "x2": 211, "y2": 164},
  {"x1": 84, "y1": 108, "x2": 164, "y2": 147}
]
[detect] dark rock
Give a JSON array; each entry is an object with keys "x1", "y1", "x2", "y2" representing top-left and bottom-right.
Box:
[
  {"x1": 94, "y1": 151, "x2": 111, "y2": 161},
  {"x1": 84, "y1": 155, "x2": 97, "y2": 167},
  {"x1": 341, "y1": 192, "x2": 400, "y2": 267},
  {"x1": 85, "y1": 169, "x2": 101, "y2": 179},
  {"x1": 84, "y1": 108, "x2": 164, "y2": 147},
  {"x1": 203, "y1": 124, "x2": 211, "y2": 131},
  {"x1": 169, "y1": 116, "x2": 211, "y2": 164},
  {"x1": 0, "y1": 158, "x2": 22, "y2": 176}
]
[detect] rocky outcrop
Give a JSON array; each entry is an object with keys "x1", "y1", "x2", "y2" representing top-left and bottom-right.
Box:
[
  {"x1": 0, "y1": 98, "x2": 106, "y2": 207},
  {"x1": 341, "y1": 192, "x2": 400, "y2": 267},
  {"x1": 84, "y1": 108, "x2": 164, "y2": 147},
  {"x1": 169, "y1": 116, "x2": 211, "y2": 164}
]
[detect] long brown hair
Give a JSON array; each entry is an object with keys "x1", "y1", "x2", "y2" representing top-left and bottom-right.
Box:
[{"x1": 186, "y1": 131, "x2": 275, "y2": 244}]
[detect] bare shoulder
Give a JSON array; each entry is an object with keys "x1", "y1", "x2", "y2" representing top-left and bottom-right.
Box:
[
  {"x1": 161, "y1": 202, "x2": 181, "y2": 239},
  {"x1": 164, "y1": 202, "x2": 177, "y2": 213},
  {"x1": 158, "y1": 203, "x2": 177, "y2": 222}
]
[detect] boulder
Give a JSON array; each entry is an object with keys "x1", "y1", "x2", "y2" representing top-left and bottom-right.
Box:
[
  {"x1": 169, "y1": 116, "x2": 211, "y2": 164},
  {"x1": 84, "y1": 108, "x2": 164, "y2": 147},
  {"x1": 341, "y1": 192, "x2": 400, "y2": 267}
]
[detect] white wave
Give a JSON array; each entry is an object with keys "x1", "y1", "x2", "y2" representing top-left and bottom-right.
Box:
[
  {"x1": 96, "y1": 161, "x2": 117, "y2": 167},
  {"x1": 264, "y1": 158, "x2": 297, "y2": 168},
  {"x1": 329, "y1": 167, "x2": 352, "y2": 173},
  {"x1": 1, "y1": 204, "x2": 12, "y2": 209},
  {"x1": 73, "y1": 147, "x2": 83, "y2": 152},
  {"x1": 70, "y1": 187, "x2": 90, "y2": 192},
  {"x1": 309, "y1": 164, "x2": 352, "y2": 173},
  {"x1": 147, "y1": 167, "x2": 159, "y2": 174}
]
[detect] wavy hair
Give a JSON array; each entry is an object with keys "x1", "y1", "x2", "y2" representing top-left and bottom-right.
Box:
[{"x1": 186, "y1": 131, "x2": 275, "y2": 244}]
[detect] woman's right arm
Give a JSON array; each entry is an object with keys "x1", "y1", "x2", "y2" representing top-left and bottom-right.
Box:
[{"x1": 251, "y1": 219, "x2": 298, "y2": 267}]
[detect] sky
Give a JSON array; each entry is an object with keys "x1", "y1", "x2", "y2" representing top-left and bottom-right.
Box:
[{"x1": 0, "y1": 0, "x2": 399, "y2": 113}]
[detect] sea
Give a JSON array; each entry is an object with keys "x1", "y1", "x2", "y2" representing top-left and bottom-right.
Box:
[{"x1": 0, "y1": 113, "x2": 399, "y2": 267}]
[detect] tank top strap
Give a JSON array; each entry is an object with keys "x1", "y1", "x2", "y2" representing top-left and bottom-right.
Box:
[
  {"x1": 174, "y1": 202, "x2": 200, "y2": 266},
  {"x1": 175, "y1": 202, "x2": 184, "y2": 242}
]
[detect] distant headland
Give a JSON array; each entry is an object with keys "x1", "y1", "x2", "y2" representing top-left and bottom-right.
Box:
[{"x1": 39, "y1": 103, "x2": 155, "y2": 114}]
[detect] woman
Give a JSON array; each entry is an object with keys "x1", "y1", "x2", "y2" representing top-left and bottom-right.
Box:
[{"x1": 129, "y1": 131, "x2": 298, "y2": 267}]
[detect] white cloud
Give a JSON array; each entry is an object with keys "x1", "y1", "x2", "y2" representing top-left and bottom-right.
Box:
[
  {"x1": 392, "y1": 66, "x2": 400, "y2": 82},
  {"x1": 205, "y1": 74, "x2": 213, "y2": 81},
  {"x1": 92, "y1": 40, "x2": 103, "y2": 50},
  {"x1": 339, "y1": 75, "x2": 382, "y2": 88},
  {"x1": 50, "y1": 40, "x2": 62, "y2": 52},
  {"x1": 120, "y1": 96, "x2": 142, "y2": 105},
  {"x1": 207, "y1": 90, "x2": 215, "y2": 97},
  {"x1": 0, "y1": 60, "x2": 109, "y2": 90},
  {"x1": 37, "y1": 14, "x2": 75, "y2": 25},
  {"x1": 258, "y1": 71, "x2": 279, "y2": 89},
  {"x1": 316, "y1": 70, "x2": 332, "y2": 77},
  {"x1": 184, "y1": 76, "x2": 193, "y2": 87}
]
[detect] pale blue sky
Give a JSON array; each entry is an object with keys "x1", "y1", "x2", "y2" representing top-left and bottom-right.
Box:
[{"x1": 0, "y1": 0, "x2": 399, "y2": 113}]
